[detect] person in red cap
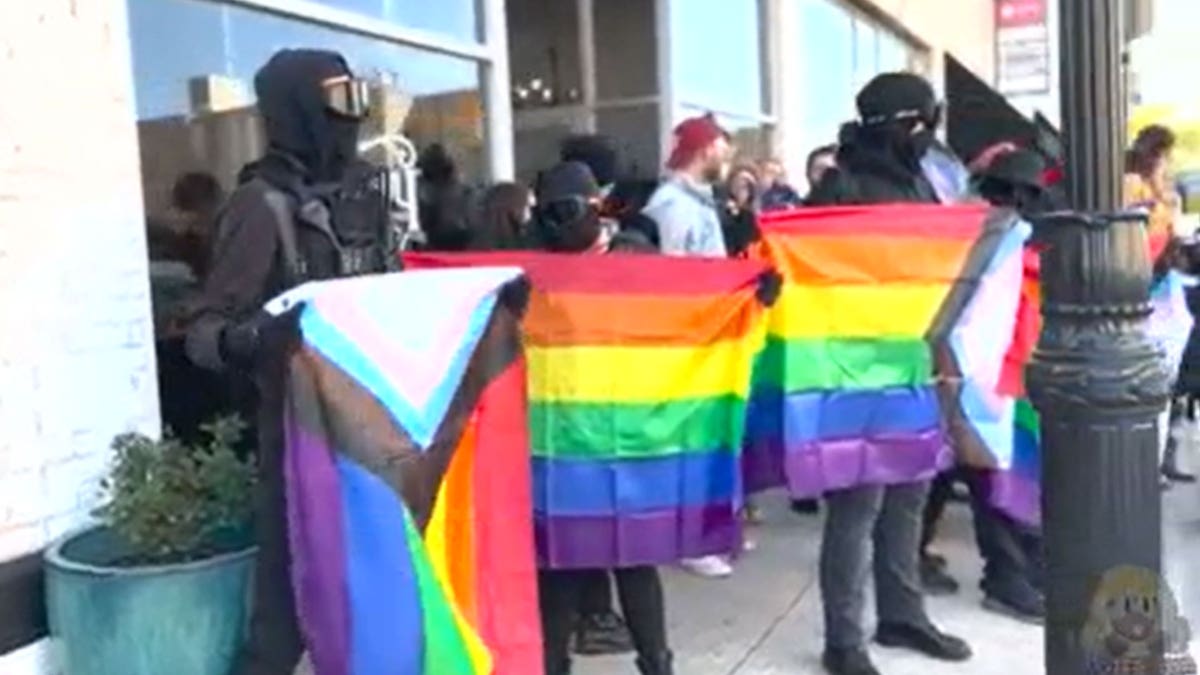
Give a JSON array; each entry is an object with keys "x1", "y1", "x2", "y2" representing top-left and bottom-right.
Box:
[
  {"x1": 642, "y1": 113, "x2": 733, "y2": 258},
  {"x1": 642, "y1": 113, "x2": 739, "y2": 580}
]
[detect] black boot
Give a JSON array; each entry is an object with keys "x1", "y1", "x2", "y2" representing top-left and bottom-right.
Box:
[
  {"x1": 790, "y1": 498, "x2": 820, "y2": 515},
  {"x1": 1163, "y1": 438, "x2": 1197, "y2": 483},
  {"x1": 545, "y1": 657, "x2": 571, "y2": 675},
  {"x1": 635, "y1": 650, "x2": 674, "y2": 675},
  {"x1": 821, "y1": 647, "x2": 881, "y2": 675},
  {"x1": 981, "y1": 579, "x2": 1045, "y2": 625},
  {"x1": 573, "y1": 611, "x2": 634, "y2": 655},
  {"x1": 876, "y1": 622, "x2": 972, "y2": 661},
  {"x1": 919, "y1": 554, "x2": 959, "y2": 595}
]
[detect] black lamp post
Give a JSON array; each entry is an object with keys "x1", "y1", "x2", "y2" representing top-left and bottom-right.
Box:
[
  {"x1": 1027, "y1": 212, "x2": 1169, "y2": 674},
  {"x1": 1058, "y1": 0, "x2": 1125, "y2": 212},
  {"x1": 1031, "y1": 1, "x2": 1181, "y2": 673}
]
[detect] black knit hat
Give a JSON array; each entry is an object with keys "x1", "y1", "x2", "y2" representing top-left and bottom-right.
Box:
[{"x1": 856, "y1": 72, "x2": 938, "y2": 125}]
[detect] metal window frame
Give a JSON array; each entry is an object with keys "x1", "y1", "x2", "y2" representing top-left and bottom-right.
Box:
[
  {"x1": 194, "y1": 0, "x2": 515, "y2": 179},
  {"x1": 655, "y1": 0, "x2": 676, "y2": 167}
]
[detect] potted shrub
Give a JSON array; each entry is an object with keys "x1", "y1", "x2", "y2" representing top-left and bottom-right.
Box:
[{"x1": 44, "y1": 417, "x2": 257, "y2": 675}]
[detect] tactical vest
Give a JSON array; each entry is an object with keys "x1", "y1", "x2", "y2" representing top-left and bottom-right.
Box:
[{"x1": 258, "y1": 163, "x2": 398, "y2": 287}]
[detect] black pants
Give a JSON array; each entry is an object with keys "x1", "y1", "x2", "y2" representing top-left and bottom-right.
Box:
[
  {"x1": 234, "y1": 364, "x2": 304, "y2": 675},
  {"x1": 539, "y1": 567, "x2": 668, "y2": 673},
  {"x1": 921, "y1": 468, "x2": 1041, "y2": 596},
  {"x1": 820, "y1": 481, "x2": 930, "y2": 649},
  {"x1": 579, "y1": 569, "x2": 615, "y2": 616}
]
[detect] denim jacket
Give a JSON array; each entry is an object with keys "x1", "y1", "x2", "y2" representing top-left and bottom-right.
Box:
[{"x1": 642, "y1": 174, "x2": 728, "y2": 258}]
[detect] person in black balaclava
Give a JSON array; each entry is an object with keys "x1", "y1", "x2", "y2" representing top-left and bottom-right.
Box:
[
  {"x1": 185, "y1": 48, "x2": 393, "y2": 675},
  {"x1": 808, "y1": 73, "x2": 973, "y2": 675},
  {"x1": 808, "y1": 73, "x2": 942, "y2": 207},
  {"x1": 917, "y1": 146, "x2": 1052, "y2": 623}
]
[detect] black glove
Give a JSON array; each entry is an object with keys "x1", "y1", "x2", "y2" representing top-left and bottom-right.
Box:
[
  {"x1": 498, "y1": 276, "x2": 531, "y2": 320},
  {"x1": 218, "y1": 306, "x2": 303, "y2": 370},
  {"x1": 756, "y1": 270, "x2": 782, "y2": 308}
]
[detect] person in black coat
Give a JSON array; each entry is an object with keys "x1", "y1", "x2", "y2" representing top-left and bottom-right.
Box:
[
  {"x1": 807, "y1": 73, "x2": 972, "y2": 675},
  {"x1": 919, "y1": 147, "x2": 1051, "y2": 626},
  {"x1": 717, "y1": 164, "x2": 761, "y2": 257},
  {"x1": 807, "y1": 78, "x2": 941, "y2": 208}
]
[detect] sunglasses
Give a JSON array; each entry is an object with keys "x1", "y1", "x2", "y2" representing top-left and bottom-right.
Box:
[
  {"x1": 321, "y1": 75, "x2": 372, "y2": 120},
  {"x1": 862, "y1": 102, "x2": 943, "y2": 129}
]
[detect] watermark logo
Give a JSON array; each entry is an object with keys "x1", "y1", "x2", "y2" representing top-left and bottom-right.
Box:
[{"x1": 1082, "y1": 566, "x2": 1196, "y2": 674}]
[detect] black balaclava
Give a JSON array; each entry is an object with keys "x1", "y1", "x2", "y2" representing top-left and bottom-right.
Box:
[
  {"x1": 854, "y1": 73, "x2": 939, "y2": 169},
  {"x1": 254, "y1": 49, "x2": 362, "y2": 184}
]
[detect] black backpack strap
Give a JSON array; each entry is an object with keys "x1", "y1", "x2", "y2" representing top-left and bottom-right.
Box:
[{"x1": 260, "y1": 186, "x2": 306, "y2": 288}]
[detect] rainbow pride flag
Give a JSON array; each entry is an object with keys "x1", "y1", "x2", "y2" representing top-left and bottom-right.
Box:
[
  {"x1": 745, "y1": 205, "x2": 1028, "y2": 497},
  {"x1": 987, "y1": 245, "x2": 1042, "y2": 525},
  {"x1": 275, "y1": 268, "x2": 543, "y2": 675},
  {"x1": 406, "y1": 252, "x2": 770, "y2": 569}
]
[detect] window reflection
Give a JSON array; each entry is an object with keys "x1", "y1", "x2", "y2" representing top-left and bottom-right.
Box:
[
  {"x1": 507, "y1": 0, "x2": 582, "y2": 109},
  {"x1": 127, "y1": 0, "x2": 484, "y2": 334},
  {"x1": 853, "y1": 17, "x2": 879, "y2": 90},
  {"x1": 595, "y1": 0, "x2": 656, "y2": 100},
  {"x1": 128, "y1": 0, "x2": 484, "y2": 213},
  {"x1": 314, "y1": 0, "x2": 479, "y2": 42},
  {"x1": 798, "y1": 0, "x2": 855, "y2": 148},
  {"x1": 797, "y1": 0, "x2": 915, "y2": 150},
  {"x1": 671, "y1": 0, "x2": 765, "y2": 116}
]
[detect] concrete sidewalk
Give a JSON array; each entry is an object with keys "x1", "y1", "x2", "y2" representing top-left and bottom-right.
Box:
[
  {"x1": 575, "y1": 490, "x2": 1042, "y2": 675},
  {"x1": 576, "y1": 482, "x2": 1200, "y2": 675}
]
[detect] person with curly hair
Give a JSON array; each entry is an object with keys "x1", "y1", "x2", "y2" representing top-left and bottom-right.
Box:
[{"x1": 1125, "y1": 124, "x2": 1180, "y2": 246}]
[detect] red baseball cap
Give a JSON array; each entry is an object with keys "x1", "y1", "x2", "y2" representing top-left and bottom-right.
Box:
[{"x1": 666, "y1": 113, "x2": 729, "y2": 170}]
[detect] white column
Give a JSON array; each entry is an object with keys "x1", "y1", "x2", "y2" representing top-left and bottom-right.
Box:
[
  {"x1": 480, "y1": 0, "x2": 515, "y2": 180},
  {"x1": 655, "y1": 0, "x2": 675, "y2": 171},
  {"x1": 577, "y1": 0, "x2": 597, "y2": 132},
  {"x1": 774, "y1": 0, "x2": 809, "y2": 186}
]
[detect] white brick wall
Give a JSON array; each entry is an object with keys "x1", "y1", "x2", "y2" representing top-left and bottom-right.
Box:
[{"x1": 0, "y1": 0, "x2": 158, "y2": 671}]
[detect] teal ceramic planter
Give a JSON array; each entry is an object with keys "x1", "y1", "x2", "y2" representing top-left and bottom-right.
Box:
[{"x1": 44, "y1": 527, "x2": 255, "y2": 675}]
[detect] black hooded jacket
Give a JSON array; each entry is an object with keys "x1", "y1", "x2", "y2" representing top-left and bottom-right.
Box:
[
  {"x1": 253, "y1": 49, "x2": 361, "y2": 184},
  {"x1": 807, "y1": 122, "x2": 939, "y2": 206},
  {"x1": 186, "y1": 49, "x2": 389, "y2": 372}
]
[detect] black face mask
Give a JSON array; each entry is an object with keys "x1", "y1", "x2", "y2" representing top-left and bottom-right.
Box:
[
  {"x1": 320, "y1": 115, "x2": 363, "y2": 183},
  {"x1": 907, "y1": 128, "x2": 937, "y2": 161}
]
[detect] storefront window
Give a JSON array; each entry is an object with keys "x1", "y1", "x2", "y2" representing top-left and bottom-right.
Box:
[
  {"x1": 127, "y1": 0, "x2": 485, "y2": 221},
  {"x1": 796, "y1": 0, "x2": 916, "y2": 151},
  {"x1": 595, "y1": 0, "x2": 656, "y2": 100},
  {"x1": 316, "y1": 0, "x2": 479, "y2": 42},
  {"x1": 852, "y1": 17, "x2": 880, "y2": 90},
  {"x1": 670, "y1": 0, "x2": 766, "y2": 117},
  {"x1": 127, "y1": 0, "x2": 484, "y2": 342},
  {"x1": 879, "y1": 31, "x2": 911, "y2": 73},
  {"x1": 507, "y1": 0, "x2": 582, "y2": 109},
  {"x1": 797, "y1": 0, "x2": 855, "y2": 149}
]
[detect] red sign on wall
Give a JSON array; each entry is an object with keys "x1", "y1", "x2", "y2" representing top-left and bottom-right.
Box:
[{"x1": 996, "y1": 0, "x2": 1047, "y2": 28}]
